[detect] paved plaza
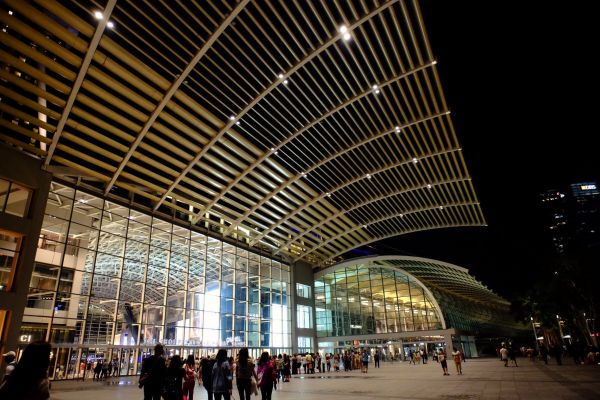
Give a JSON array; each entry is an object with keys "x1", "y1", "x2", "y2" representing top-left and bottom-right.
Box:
[{"x1": 50, "y1": 358, "x2": 600, "y2": 400}]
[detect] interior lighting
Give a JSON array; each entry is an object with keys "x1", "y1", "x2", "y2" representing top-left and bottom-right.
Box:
[
  {"x1": 343, "y1": 32, "x2": 351, "y2": 41},
  {"x1": 326, "y1": 192, "x2": 331, "y2": 197},
  {"x1": 427, "y1": 184, "x2": 432, "y2": 189},
  {"x1": 339, "y1": 25, "x2": 348, "y2": 34},
  {"x1": 395, "y1": 126, "x2": 401, "y2": 132},
  {"x1": 107, "y1": 21, "x2": 114, "y2": 29},
  {"x1": 94, "y1": 11, "x2": 103, "y2": 20},
  {"x1": 283, "y1": 79, "x2": 289, "y2": 85},
  {"x1": 229, "y1": 115, "x2": 235, "y2": 121},
  {"x1": 8, "y1": 10, "x2": 13, "y2": 15},
  {"x1": 375, "y1": 89, "x2": 380, "y2": 94},
  {"x1": 412, "y1": 158, "x2": 418, "y2": 163},
  {"x1": 236, "y1": 121, "x2": 240, "y2": 125},
  {"x1": 365, "y1": 173, "x2": 372, "y2": 179},
  {"x1": 439, "y1": 206, "x2": 444, "y2": 210},
  {"x1": 372, "y1": 84, "x2": 378, "y2": 90},
  {"x1": 278, "y1": 73, "x2": 284, "y2": 79},
  {"x1": 362, "y1": 225, "x2": 367, "y2": 228}
]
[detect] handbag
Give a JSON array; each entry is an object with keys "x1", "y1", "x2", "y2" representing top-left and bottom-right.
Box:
[{"x1": 250, "y1": 377, "x2": 258, "y2": 395}]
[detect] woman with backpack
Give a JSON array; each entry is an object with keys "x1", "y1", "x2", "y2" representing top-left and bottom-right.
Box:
[
  {"x1": 163, "y1": 355, "x2": 185, "y2": 400},
  {"x1": 236, "y1": 348, "x2": 258, "y2": 400},
  {"x1": 212, "y1": 349, "x2": 232, "y2": 400},
  {"x1": 257, "y1": 352, "x2": 275, "y2": 400},
  {"x1": 183, "y1": 355, "x2": 197, "y2": 400}
]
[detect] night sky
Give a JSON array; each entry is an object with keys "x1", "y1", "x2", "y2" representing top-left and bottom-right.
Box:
[{"x1": 374, "y1": 1, "x2": 599, "y2": 299}]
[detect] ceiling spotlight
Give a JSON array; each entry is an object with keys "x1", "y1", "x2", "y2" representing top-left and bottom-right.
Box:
[
  {"x1": 94, "y1": 11, "x2": 103, "y2": 20},
  {"x1": 427, "y1": 184, "x2": 432, "y2": 189},
  {"x1": 343, "y1": 32, "x2": 351, "y2": 41},
  {"x1": 432, "y1": 60, "x2": 438, "y2": 65},
  {"x1": 439, "y1": 206, "x2": 444, "y2": 210},
  {"x1": 362, "y1": 225, "x2": 367, "y2": 229},
  {"x1": 236, "y1": 121, "x2": 240, "y2": 125},
  {"x1": 366, "y1": 174, "x2": 372, "y2": 179},
  {"x1": 375, "y1": 89, "x2": 380, "y2": 94},
  {"x1": 326, "y1": 192, "x2": 332, "y2": 197},
  {"x1": 270, "y1": 147, "x2": 275, "y2": 152},
  {"x1": 339, "y1": 25, "x2": 348, "y2": 34},
  {"x1": 107, "y1": 21, "x2": 114, "y2": 29},
  {"x1": 412, "y1": 158, "x2": 418, "y2": 163},
  {"x1": 229, "y1": 115, "x2": 235, "y2": 121},
  {"x1": 8, "y1": 10, "x2": 13, "y2": 16},
  {"x1": 283, "y1": 79, "x2": 289, "y2": 85},
  {"x1": 278, "y1": 73, "x2": 284, "y2": 79},
  {"x1": 395, "y1": 126, "x2": 400, "y2": 131},
  {"x1": 372, "y1": 84, "x2": 378, "y2": 90}
]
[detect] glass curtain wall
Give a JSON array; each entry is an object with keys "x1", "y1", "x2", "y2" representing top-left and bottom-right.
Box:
[
  {"x1": 315, "y1": 265, "x2": 442, "y2": 338},
  {"x1": 21, "y1": 182, "x2": 291, "y2": 379}
]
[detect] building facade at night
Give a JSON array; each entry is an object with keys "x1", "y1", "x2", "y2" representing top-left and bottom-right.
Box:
[
  {"x1": 0, "y1": 0, "x2": 521, "y2": 380},
  {"x1": 540, "y1": 182, "x2": 600, "y2": 254}
]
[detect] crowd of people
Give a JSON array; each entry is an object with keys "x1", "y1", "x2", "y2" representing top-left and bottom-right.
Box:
[{"x1": 2, "y1": 339, "x2": 599, "y2": 399}]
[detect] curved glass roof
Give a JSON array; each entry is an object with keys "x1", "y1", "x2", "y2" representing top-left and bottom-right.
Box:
[
  {"x1": 317, "y1": 256, "x2": 523, "y2": 336},
  {"x1": 0, "y1": 1, "x2": 485, "y2": 264}
]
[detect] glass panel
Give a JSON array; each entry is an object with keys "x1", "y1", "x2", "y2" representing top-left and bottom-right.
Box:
[{"x1": 5, "y1": 182, "x2": 32, "y2": 217}]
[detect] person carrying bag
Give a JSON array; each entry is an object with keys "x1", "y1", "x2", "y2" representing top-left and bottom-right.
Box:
[{"x1": 236, "y1": 348, "x2": 258, "y2": 400}]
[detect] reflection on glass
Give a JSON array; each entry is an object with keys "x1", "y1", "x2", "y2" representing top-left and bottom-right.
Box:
[
  {"x1": 315, "y1": 265, "x2": 443, "y2": 338},
  {"x1": 22, "y1": 182, "x2": 292, "y2": 374}
]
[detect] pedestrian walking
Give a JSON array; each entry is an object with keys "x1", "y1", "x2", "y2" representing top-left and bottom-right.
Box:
[
  {"x1": 212, "y1": 349, "x2": 232, "y2": 400},
  {"x1": 139, "y1": 343, "x2": 167, "y2": 400},
  {"x1": 0, "y1": 341, "x2": 51, "y2": 400},
  {"x1": 438, "y1": 350, "x2": 449, "y2": 375},
  {"x1": 452, "y1": 348, "x2": 463, "y2": 374}
]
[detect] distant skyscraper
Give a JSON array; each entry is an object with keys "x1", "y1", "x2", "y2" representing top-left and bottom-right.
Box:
[{"x1": 540, "y1": 182, "x2": 600, "y2": 254}]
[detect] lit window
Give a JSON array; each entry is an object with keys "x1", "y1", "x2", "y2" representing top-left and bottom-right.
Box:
[
  {"x1": 297, "y1": 305, "x2": 313, "y2": 329},
  {"x1": 296, "y1": 283, "x2": 312, "y2": 298}
]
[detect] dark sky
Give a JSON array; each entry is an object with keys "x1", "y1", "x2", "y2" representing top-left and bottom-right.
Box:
[{"x1": 374, "y1": 1, "x2": 599, "y2": 298}]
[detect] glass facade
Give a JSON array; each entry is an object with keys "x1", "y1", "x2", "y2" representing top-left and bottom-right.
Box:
[
  {"x1": 314, "y1": 265, "x2": 443, "y2": 338},
  {"x1": 21, "y1": 182, "x2": 291, "y2": 379}
]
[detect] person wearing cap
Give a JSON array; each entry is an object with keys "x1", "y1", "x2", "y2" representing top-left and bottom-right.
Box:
[{"x1": 2, "y1": 350, "x2": 17, "y2": 382}]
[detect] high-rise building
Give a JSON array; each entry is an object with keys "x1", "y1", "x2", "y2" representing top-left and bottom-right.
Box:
[{"x1": 540, "y1": 182, "x2": 600, "y2": 254}]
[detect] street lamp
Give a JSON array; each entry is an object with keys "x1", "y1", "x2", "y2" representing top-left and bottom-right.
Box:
[{"x1": 530, "y1": 317, "x2": 540, "y2": 352}]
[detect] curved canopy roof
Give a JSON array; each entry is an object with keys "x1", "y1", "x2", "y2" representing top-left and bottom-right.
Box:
[
  {"x1": 0, "y1": 0, "x2": 485, "y2": 264},
  {"x1": 318, "y1": 256, "x2": 509, "y2": 307}
]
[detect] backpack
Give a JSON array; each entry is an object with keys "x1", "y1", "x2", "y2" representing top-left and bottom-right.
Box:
[{"x1": 163, "y1": 370, "x2": 179, "y2": 400}]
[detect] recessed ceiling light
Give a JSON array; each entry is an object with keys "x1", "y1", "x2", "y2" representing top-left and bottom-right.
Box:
[
  {"x1": 427, "y1": 184, "x2": 432, "y2": 189},
  {"x1": 343, "y1": 32, "x2": 351, "y2": 41},
  {"x1": 372, "y1": 84, "x2": 378, "y2": 90},
  {"x1": 362, "y1": 225, "x2": 367, "y2": 229},
  {"x1": 94, "y1": 11, "x2": 103, "y2": 20},
  {"x1": 439, "y1": 206, "x2": 444, "y2": 210},
  {"x1": 326, "y1": 193, "x2": 332, "y2": 197},
  {"x1": 236, "y1": 121, "x2": 240, "y2": 125},
  {"x1": 278, "y1": 73, "x2": 284, "y2": 79},
  {"x1": 107, "y1": 21, "x2": 114, "y2": 29},
  {"x1": 375, "y1": 89, "x2": 380, "y2": 94},
  {"x1": 339, "y1": 25, "x2": 348, "y2": 34},
  {"x1": 395, "y1": 126, "x2": 400, "y2": 131},
  {"x1": 366, "y1": 174, "x2": 371, "y2": 179},
  {"x1": 412, "y1": 158, "x2": 418, "y2": 163},
  {"x1": 283, "y1": 79, "x2": 289, "y2": 85},
  {"x1": 229, "y1": 115, "x2": 235, "y2": 121},
  {"x1": 8, "y1": 10, "x2": 13, "y2": 16}
]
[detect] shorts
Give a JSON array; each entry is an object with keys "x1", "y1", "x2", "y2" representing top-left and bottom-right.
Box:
[
  {"x1": 362, "y1": 362, "x2": 368, "y2": 367},
  {"x1": 440, "y1": 360, "x2": 447, "y2": 368}
]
